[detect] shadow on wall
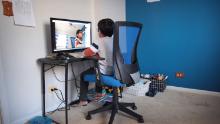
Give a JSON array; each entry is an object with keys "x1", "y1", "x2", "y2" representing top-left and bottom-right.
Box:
[
  {"x1": 44, "y1": 23, "x2": 52, "y2": 55},
  {"x1": 0, "y1": 105, "x2": 2, "y2": 124}
]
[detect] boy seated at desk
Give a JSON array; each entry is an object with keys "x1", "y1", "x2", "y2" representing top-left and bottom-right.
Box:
[{"x1": 79, "y1": 18, "x2": 114, "y2": 106}]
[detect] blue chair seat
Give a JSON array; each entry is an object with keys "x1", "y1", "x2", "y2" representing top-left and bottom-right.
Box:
[{"x1": 84, "y1": 74, "x2": 123, "y2": 87}]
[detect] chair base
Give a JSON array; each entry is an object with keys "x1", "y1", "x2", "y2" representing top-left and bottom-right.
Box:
[
  {"x1": 85, "y1": 88, "x2": 144, "y2": 124},
  {"x1": 86, "y1": 102, "x2": 144, "y2": 124}
]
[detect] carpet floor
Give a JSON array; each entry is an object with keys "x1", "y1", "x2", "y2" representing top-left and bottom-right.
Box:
[{"x1": 48, "y1": 89, "x2": 220, "y2": 124}]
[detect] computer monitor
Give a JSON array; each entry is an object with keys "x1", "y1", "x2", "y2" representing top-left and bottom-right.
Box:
[{"x1": 50, "y1": 18, "x2": 92, "y2": 54}]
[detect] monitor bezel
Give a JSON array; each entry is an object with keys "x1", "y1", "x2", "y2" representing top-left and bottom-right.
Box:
[{"x1": 50, "y1": 17, "x2": 92, "y2": 53}]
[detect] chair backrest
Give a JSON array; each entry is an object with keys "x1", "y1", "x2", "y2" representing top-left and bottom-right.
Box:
[{"x1": 113, "y1": 21, "x2": 142, "y2": 86}]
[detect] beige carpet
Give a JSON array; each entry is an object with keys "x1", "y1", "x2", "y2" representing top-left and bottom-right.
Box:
[{"x1": 48, "y1": 89, "x2": 220, "y2": 124}]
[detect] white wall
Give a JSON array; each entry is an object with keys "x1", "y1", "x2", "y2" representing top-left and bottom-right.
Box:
[
  {"x1": 0, "y1": 49, "x2": 10, "y2": 124},
  {"x1": 93, "y1": 0, "x2": 126, "y2": 41},
  {"x1": 0, "y1": 0, "x2": 125, "y2": 123}
]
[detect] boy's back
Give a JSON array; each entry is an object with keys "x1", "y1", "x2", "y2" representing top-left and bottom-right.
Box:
[{"x1": 98, "y1": 36, "x2": 113, "y2": 75}]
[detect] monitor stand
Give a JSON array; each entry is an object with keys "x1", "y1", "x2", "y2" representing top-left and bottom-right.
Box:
[{"x1": 55, "y1": 52, "x2": 74, "y2": 59}]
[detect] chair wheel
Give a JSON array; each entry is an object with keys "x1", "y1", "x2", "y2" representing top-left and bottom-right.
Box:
[
  {"x1": 131, "y1": 105, "x2": 137, "y2": 110},
  {"x1": 137, "y1": 117, "x2": 144, "y2": 123},
  {"x1": 86, "y1": 114, "x2": 91, "y2": 120}
]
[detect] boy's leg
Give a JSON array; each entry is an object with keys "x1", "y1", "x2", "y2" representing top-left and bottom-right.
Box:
[
  {"x1": 94, "y1": 63, "x2": 103, "y2": 94},
  {"x1": 79, "y1": 66, "x2": 105, "y2": 102},
  {"x1": 79, "y1": 68, "x2": 96, "y2": 101},
  {"x1": 95, "y1": 67, "x2": 105, "y2": 98},
  {"x1": 79, "y1": 81, "x2": 89, "y2": 101},
  {"x1": 95, "y1": 84, "x2": 103, "y2": 93},
  {"x1": 95, "y1": 84, "x2": 105, "y2": 100}
]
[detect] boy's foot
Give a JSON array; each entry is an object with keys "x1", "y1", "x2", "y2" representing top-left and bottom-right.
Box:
[
  {"x1": 79, "y1": 100, "x2": 88, "y2": 106},
  {"x1": 94, "y1": 93, "x2": 106, "y2": 101},
  {"x1": 71, "y1": 100, "x2": 88, "y2": 107}
]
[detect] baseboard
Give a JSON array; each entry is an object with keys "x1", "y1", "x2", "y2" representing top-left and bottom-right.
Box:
[
  {"x1": 11, "y1": 105, "x2": 65, "y2": 124},
  {"x1": 167, "y1": 86, "x2": 220, "y2": 97}
]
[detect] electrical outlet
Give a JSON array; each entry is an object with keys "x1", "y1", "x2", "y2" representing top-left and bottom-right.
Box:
[
  {"x1": 176, "y1": 72, "x2": 184, "y2": 78},
  {"x1": 48, "y1": 85, "x2": 57, "y2": 93}
]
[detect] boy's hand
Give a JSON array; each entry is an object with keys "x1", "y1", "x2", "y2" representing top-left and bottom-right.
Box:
[{"x1": 83, "y1": 43, "x2": 99, "y2": 57}]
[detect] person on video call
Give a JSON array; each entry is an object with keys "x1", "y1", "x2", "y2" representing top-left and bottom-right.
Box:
[
  {"x1": 78, "y1": 18, "x2": 114, "y2": 106},
  {"x1": 75, "y1": 29, "x2": 84, "y2": 48}
]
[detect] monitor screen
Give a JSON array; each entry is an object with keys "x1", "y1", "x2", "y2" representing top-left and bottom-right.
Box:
[{"x1": 50, "y1": 18, "x2": 91, "y2": 53}]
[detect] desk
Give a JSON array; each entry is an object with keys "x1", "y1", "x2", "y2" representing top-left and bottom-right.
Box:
[{"x1": 38, "y1": 56, "x2": 103, "y2": 124}]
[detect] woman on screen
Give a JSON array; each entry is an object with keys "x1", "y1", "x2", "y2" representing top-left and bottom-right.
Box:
[{"x1": 75, "y1": 29, "x2": 84, "y2": 48}]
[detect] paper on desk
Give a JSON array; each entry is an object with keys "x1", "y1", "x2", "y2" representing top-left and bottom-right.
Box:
[{"x1": 12, "y1": 0, "x2": 36, "y2": 27}]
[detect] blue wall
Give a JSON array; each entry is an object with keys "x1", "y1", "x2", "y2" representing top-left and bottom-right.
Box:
[{"x1": 126, "y1": 0, "x2": 220, "y2": 92}]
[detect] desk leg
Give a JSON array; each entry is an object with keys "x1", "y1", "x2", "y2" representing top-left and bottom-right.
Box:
[
  {"x1": 65, "y1": 64, "x2": 68, "y2": 124},
  {"x1": 41, "y1": 63, "x2": 46, "y2": 117}
]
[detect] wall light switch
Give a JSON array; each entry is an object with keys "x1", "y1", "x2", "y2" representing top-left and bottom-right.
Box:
[{"x1": 176, "y1": 72, "x2": 184, "y2": 78}]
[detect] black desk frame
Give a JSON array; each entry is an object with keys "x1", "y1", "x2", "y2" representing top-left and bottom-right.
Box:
[{"x1": 38, "y1": 57, "x2": 102, "y2": 124}]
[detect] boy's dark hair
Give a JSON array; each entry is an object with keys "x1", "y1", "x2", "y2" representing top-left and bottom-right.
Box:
[
  {"x1": 98, "y1": 18, "x2": 114, "y2": 37},
  {"x1": 76, "y1": 29, "x2": 82, "y2": 35}
]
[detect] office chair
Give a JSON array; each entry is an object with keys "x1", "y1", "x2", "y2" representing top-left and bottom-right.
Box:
[{"x1": 84, "y1": 21, "x2": 144, "y2": 124}]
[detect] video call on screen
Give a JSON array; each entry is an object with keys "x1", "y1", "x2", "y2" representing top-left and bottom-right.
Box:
[{"x1": 53, "y1": 20, "x2": 91, "y2": 51}]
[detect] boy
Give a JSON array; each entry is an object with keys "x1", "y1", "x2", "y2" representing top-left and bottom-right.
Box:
[{"x1": 79, "y1": 18, "x2": 114, "y2": 106}]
